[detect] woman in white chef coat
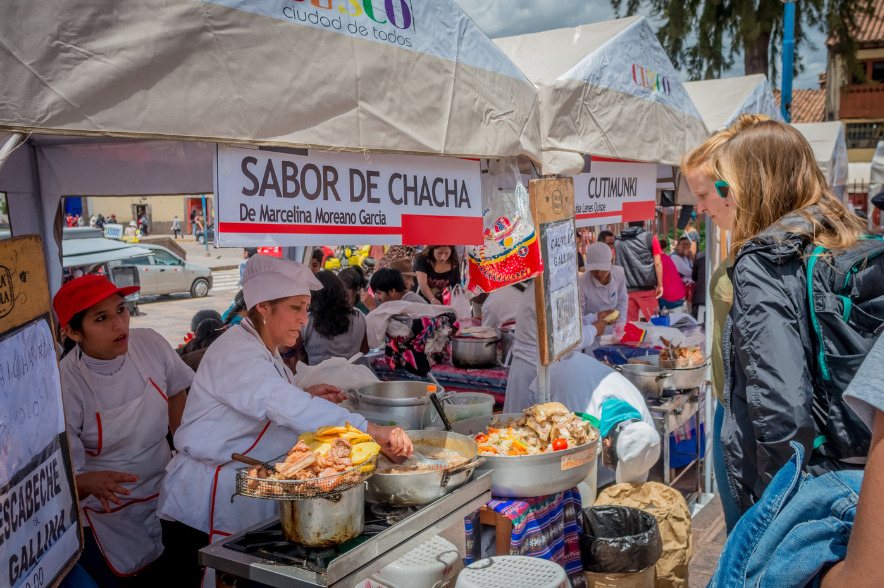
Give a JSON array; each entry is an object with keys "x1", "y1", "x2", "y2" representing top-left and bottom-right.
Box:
[
  {"x1": 577, "y1": 242, "x2": 628, "y2": 329},
  {"x1": 54, "y1": 275, "x2": 193, "y2": 587},
  {"x1": 158, "y1": 255, "x2": 412, "y2": 586}
]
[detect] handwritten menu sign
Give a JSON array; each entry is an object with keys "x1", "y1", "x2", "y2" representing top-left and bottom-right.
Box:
[
  {"x1": 0, "y1": 236, "x2": 81, "y2": 588},
  {"x1": 528, "y1": 178, "x2": 582, "y2": 365}
]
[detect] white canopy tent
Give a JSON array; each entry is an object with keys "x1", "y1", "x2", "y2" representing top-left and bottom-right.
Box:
[
  {"x1": 793, "y1": 122, "x2": 849, "y2": 202},
  {"x1": 493, "y1": 16, "x2": 709, "y2": 176},
  {"x1": 0, "y1": 0, "x2": 543, "y2": 293},
  {"x1": 684, "y1": 74, "x2": 783, "y2": 132}
]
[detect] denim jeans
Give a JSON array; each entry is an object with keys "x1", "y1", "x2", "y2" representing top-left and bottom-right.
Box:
[
  {"x1": 713, "y1": 403, "x2": 741, "y2": 533},
  {"x1": 709, "y1": 442, "x2": 861, "y2": 588}
]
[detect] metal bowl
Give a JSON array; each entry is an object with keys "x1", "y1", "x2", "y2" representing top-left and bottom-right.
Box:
[
  {"x1": 451, "y1": 414, "x2": 600, "y2": 498},
  {"x1": 365, "y1": 430, "x2": 482, "y2": 506},
  {"x1": 350, "y1": 381, "x2": 447, "y2": 430}
]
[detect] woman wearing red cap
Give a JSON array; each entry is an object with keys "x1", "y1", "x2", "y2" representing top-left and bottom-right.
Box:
[{"x1": 54, "y1": 275, "x2": 194, "y2": 586}]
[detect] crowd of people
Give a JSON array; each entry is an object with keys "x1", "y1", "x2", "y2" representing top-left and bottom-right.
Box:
[{"x1": 48, "y1": 118, "x2": 884, "y2": 588}]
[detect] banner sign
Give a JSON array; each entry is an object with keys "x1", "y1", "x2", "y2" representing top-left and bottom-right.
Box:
[
  {"x1": 0, "y1": 319, "x2": 80, "y2": 588},
  {"x1": 572, "y1": 160, "x2": 657, "y2": 227},
  {"x1": 214, "y1": 145, "x2": 483, "y2": 246}
]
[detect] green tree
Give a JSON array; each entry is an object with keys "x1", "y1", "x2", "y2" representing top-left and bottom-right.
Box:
[{"x1": 612, "y1": 0, "x2": 874, "y2": 83}]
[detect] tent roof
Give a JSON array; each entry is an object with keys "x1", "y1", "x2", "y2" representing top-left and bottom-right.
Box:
[
  {"x1": 793, "y1": 121, "x2": 849, "y2": 190},
  {"x1": 493, "y1": 17, "x2": 708, "y2": 173},
  {"x1": 684, "y1": 75, "x2": 784, "y2": 131},
  {"x1": 0, "y1": 0, "x2": 541, "y2": 161}
]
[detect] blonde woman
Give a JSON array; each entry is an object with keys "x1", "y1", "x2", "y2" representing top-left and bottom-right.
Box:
[
  {"x1": 713, "y1": 120, "x2": 882, "y2": 514},
  {"x1": 681, "y1": 114, "x2": 768, "y2": 530}
]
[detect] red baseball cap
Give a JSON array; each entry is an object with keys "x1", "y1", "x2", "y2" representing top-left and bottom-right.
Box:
[{"x1": 53, "y1": 275, "x2": 140, "y2": 328}]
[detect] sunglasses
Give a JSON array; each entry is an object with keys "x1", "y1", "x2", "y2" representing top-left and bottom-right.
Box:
[{"x1": 714, "y1": 180, "x2": 729, "y2": 199}]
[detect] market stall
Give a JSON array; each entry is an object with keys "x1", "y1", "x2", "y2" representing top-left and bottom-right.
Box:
[
  {"x1": 793, "y1": 121, "x2": 850, "y2": 202},
  {"x1": 0, "y1": 1, "x2": 558, "y2": 586},
  {"x1": 684, "y1": 74, "x2": 783, "y2": 132}
]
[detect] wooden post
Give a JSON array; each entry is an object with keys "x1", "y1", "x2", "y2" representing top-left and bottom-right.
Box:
[{"x1": 528, "y1": 178, "x2": 582, "y2": 379}]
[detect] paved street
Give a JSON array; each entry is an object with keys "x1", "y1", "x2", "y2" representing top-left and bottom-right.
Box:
[{"x1": 130, "y1": 268, "x2": 240, "y2": 347}]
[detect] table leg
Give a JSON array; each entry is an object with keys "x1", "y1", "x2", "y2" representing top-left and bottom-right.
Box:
[
  {"x1": 663, "y1": 430, "x2": 671, "y2": 485},
  {"x1": 479, "y1": 506, "x2": 514, "y2": 556}
]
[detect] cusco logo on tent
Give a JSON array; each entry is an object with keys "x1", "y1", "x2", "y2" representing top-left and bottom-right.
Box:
[
  {"x1": 632, "y1": 65, "x2": 671, "y2": 96},
  {"x1": 286, "y1": 0, "x2": 414, "y2": 30}
]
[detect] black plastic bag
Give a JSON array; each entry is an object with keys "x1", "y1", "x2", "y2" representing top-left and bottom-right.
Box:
[{"x1": 580, "y1": 505, "x2": 663, "y2": 574}]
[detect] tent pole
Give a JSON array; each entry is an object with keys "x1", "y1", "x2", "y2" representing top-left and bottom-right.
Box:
[{"x1": 0, "y1": 133, "x2": 23, "y2": 173}]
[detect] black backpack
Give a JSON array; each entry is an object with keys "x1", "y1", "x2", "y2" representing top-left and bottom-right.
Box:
[{"x1": 805, "y1": 236, "x2": 884, "y2": 462}]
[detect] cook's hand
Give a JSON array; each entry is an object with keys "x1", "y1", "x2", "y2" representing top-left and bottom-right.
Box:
[
  {"x1": 655, "y1": 285, "x2": 664, "y2": 299},
  {"x1": 367, "y1": 424, "x2": 413, "y2": 457},
  {"x1": 77, "y1": 470, "x2": 138, "y2": 512},
  {"x1": 307, "y1": 384, "x2": 348, "y2": 404},
  {"x1": 599, "y1": 309, "x2": 620, "y2": 324},
  {"x1": 591, "y1": 318, "x2": 609, "y2": 337},
  {"x1": 430, "y1": 298, "x2": 441, "y2": 305}
]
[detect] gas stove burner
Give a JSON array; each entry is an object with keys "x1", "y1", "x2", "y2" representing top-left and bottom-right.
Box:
[
  {"x1": 223, "y1": 524, "x2": 343, "y2": 572},
  {"x1": 368, "y1": 503, "x2": 416, "y2": 525}
]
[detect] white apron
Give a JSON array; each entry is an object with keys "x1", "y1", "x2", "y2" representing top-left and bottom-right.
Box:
[{"x1": 78, "y1": 351, "x2": 170, "y2": 576}]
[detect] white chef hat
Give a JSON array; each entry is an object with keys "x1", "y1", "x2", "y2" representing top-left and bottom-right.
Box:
[
  {"x1": 615, "y1": 421, "x2": 661, "y2": 484},
  {"x1": 242, "y1": 254, "x2": 323, "y2": 310}
]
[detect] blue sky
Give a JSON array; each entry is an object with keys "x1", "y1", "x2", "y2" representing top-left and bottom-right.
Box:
[{"x1": 454, "y1": 0, "x2": 828, "y2": 90}]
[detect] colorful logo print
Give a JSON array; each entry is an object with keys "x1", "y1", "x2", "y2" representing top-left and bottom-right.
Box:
[{"x1": 632, "y1": 64, "x2": 671, "y2": 96}]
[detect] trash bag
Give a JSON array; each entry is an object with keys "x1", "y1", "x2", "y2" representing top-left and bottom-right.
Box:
[
  {"x1": 580, "y1": 505, "x2": 663, "y2": 574},
  {"x1": 595, "y1": 482, "x2": 692, "y2": 588}
]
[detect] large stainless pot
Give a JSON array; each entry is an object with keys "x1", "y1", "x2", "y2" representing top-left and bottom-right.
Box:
[
  {"x1": 350, "y1": 381, "x2": 448, "y2": 430},
  {"x1": 366, "y1": 430, "x2": 484, "y2": 506},
  {"x1": 451, "y1": 414, "x2": 600, "y2": 498},
  {"x1": 615, "y1": 364, "x2": 672, "y2": 399},
  {"x1": 616, "y1": 362, "x2": 708, "y2": 397},
  {"x1": 451, "y1": 335, "x2": 499, "y2": 369},
  {"x1": 279, "y1": 484, "x2": 364, "y2": 546}
]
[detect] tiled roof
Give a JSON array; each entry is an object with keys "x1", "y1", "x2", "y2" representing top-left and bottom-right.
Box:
[
  {"x1": 773, "y1": 88, "x2": 826, "y2": 123},
  {"x1": 829, "y1": 0, "x2": 884, "y2": 47},
  {"x1": 855, "y1": 0, "x2": 884, "y2": 46}
]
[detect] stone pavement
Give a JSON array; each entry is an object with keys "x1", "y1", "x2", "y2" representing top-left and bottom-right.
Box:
[{"x1": 688, "y1": 493, "x2": 726, "y2": 587}]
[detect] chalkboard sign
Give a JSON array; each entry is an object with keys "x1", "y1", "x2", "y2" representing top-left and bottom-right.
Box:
[
  {"x1": 529, "y1": 178, "x2": 582, "y2": 365},
  {"x1": 0, "y1": 236, "x2": 82, "y2": 588}
]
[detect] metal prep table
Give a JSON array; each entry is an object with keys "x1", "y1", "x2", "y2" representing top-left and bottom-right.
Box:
[
  {"x1": 647, "y1": 385, "x2": 707, "y2": 491},
  {"x1": 200, "y1": 471, "x2": 492, "y2": 587}
]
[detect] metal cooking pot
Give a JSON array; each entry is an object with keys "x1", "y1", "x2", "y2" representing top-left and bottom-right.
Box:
[
  {"x1": 366, "y1": 430, "x2": 484, "y2": 506},
  {"x1": 279, "y1": 484, "x2": 364, "y2": 546},
  {"x1": 451, "y1": 414, "x2": 600, "y2": 498},
  {"x1": 662, "y1": 363, "x2": 708, "y2": 391},
  {"x1": 350, "y1": 381, "x2": 448, "y2": 430},
  {"x1": 451, "y1": 335, "x2": 499, "y2": 369},
  {"x1": 614, "y1": 364, "x2": 672, "y2": 399},
  {"x1": 499, "y1": 324, "x2": 515, "y2": 365}
]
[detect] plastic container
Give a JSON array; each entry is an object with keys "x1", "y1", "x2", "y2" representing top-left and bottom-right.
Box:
[
  {"x1": 579, "y1": 506, "x2": 663, "y2": 575},
  {"x1": 455, "y1": 556, "x2": 568, "y2": 588},
  {"x1": 439, "y1": 393, "x2": 495, "y2": 424},
  {"x1": 363, "y1": 535, "x2": 462, "y2": 588}
]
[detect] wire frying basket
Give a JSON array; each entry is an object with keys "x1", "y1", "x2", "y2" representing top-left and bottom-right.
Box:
[{"x1": 235, "y1": 455, "x2": 378, "y2": 500}]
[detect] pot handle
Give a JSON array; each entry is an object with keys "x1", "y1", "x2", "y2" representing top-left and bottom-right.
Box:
[
  {"x1": 485, "y1": 339, "x2": 500, "y2": 348},
  {"x1": 613, "y1": 365, "x2": 623, "y2": 372},
  {"x1": 440, "y1": 456, "x2": 486, "y2": 487},
  {"x1": 655, "y1": 372, "x2": 673, "y2": 382}
]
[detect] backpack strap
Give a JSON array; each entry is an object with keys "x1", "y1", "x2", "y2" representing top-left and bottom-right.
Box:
[{"x1": 805, "y1": 245, "x2": 830, "y2": 382}]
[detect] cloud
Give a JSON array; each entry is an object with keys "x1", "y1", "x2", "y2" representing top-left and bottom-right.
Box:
[{"x1": 454, "y1": 0, "x2": 826, "y2": 89}]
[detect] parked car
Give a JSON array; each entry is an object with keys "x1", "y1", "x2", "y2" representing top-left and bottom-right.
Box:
[
  {"x1": 195, "y1": 223, "x2": 215, "y2": 245},
  {"x1": 112, "y1": 244, "x2": 213, "y2": 297}
]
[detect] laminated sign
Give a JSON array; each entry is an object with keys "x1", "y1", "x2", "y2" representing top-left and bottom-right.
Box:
[
  {"x1": 573, "y1": 160, "x2": 657, "y2": 228},
  {"x1": 214, "y1": 145, "x2": 483, "y2": 246}
]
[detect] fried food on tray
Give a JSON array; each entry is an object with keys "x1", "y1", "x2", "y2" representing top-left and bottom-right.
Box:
[
  {"x1": 246, "y1": 423, "x2": 380, "y2": 495},
  {"x1": 659, "y1": 337, "x2": 705, "y2": 366},
  {"x1": 473, "y1": 403, "x2": 597, "y2": 456}
]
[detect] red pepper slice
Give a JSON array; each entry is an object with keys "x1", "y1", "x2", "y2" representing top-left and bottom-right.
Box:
[{"x1": 475, "y1": 434, "x2": 489, "y2": 443}]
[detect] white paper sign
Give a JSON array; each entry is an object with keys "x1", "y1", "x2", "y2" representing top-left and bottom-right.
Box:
[
  {"x1": 545, "y1": 221, "x2": 576, "y2": 292},
  {"x1": 214, "y1": 145, "x2": 483, "y2": 246},
  {"x1": 0, "y1": 320, "x2": 65, "y2": 489},
  {"x1": 1, "y1": 443, "x2": 78, "y2": 588},
  {"x1": 541, "y1": 219, "x2": 581, "y2": 359},
  {"x1": 572, "y1": 160, "x2": 657, "y2": 227}
]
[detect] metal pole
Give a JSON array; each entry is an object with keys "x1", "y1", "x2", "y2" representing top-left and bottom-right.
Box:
[
  {"x1": 781, "y1": 0, "x2": 796, "y2": 123},
  {"x1": 536, "y1": 364, "x2": 551, "y2": 404},
  {"x1": 202, "y1": 193, "x2": 210, "y2": 255},
  {"x1": 704, "y1": 215, "x2": 715, "y2": 494},
  {"x1": 0, "y1": 133, "x2": 23, "y2": 172}
]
